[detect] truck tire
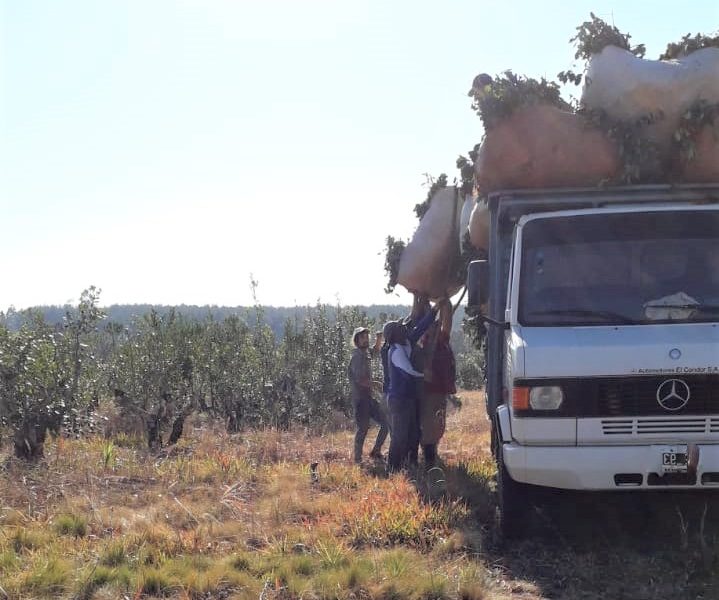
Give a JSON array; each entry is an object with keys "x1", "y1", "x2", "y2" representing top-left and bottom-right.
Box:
[{"x1": 496, "y1": 444, "x2": 530, "y2": 540}]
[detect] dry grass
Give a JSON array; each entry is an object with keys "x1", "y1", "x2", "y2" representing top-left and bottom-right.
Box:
[{"x1": 3, "y1": 389, "x2": 719, "y2": 599}]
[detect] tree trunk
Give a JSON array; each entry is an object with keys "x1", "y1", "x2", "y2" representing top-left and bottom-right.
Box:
[
  {"x1": 147, "y1": 415, "x2": 162, "y2": 451},
  {"x1": 226, "y1": 400, "x2": 242, "y2": 433},
  {"x1": 13, "y1": 418, "x2": 47, "y2": 461},
  {"x1": 167, "y1": 414, "x2": 186, "y2": 445}
]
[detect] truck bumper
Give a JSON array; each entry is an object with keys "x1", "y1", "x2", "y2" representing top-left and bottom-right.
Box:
[{"x1": 503, "y1": 442, "x2": 719, "y2": 490}]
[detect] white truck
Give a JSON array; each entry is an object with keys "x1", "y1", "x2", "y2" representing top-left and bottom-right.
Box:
[{"x1": 467, "y1": 184, "x2": 719, "y2": 537}]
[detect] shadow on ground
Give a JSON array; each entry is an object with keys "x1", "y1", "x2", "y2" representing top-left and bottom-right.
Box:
[{"x1": 429, "y1": 459, "x2": 719, "y2": 600}]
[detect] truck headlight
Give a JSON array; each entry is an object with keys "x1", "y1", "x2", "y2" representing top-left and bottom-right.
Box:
[{"x1": 529, "y1": 386, "x2": 564, "y2": 410}]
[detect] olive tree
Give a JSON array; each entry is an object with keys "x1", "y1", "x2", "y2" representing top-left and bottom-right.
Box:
[{"x1": 0, "y1": 288, "x2": 104, "y2": 459}]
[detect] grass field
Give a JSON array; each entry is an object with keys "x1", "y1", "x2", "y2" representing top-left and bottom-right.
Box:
[{"x1": 2, "y1": 391, "x2": 719, "y2": 599}]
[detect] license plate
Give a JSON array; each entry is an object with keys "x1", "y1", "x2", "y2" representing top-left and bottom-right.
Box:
[{"x1": 660, "y1": 447, "x2": 688, "y2": 474}]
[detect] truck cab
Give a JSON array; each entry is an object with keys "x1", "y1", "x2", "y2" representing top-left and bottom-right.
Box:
[{"x1": 468, "y1": 184, "x2": 719, "y2": 537}]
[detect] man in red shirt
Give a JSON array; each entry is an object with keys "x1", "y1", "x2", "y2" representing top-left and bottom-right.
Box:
[{"x1": 418, "y1": 299, "x2": 456, "y2": 466}]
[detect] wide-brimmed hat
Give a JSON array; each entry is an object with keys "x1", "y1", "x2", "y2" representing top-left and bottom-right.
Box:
[{"x1": 351, "y1": 326, "x2": 370, "y2": 346}]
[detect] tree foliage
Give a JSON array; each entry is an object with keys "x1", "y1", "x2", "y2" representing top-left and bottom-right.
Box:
[
  {"x1": 383, "y1": 236, "x2": 406, "y2": 294},
  {"x1": 660, "y1": 32, "x2": 719, "y2": 60},
  {"x1": 0, "y1": 288, "x2": 105, "y2": 458},
  {"x1": 569, "y1": 12, "x2": 645, "y2": 61},
  {"x1": 469, "y1": 71, "x2": 569, "y2": 132},
  {"x1": 2, "y1": 290, "x2": 454, "y2": 457}
]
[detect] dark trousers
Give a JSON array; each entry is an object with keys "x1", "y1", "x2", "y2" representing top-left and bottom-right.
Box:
[
  {"x1": 422, "y1": 443, "x2": 437, "y2": 465},
  {"x1": 387, "y1": 395, "x2": 420, "y2": 471},
  {"x1": 353, "y1": 394, "x2": 389, "y2": 462}
]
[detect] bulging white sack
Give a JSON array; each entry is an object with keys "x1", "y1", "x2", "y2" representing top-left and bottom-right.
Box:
[
  {"x1": 398, "y1": 187, "x2": 463, "y2": 299},
  {"x1": 468, "y1": 202, "x2": 490, "y2": 251},
  {"x1": 582, "y1": 45, "x2": 719, "y2": 141}
]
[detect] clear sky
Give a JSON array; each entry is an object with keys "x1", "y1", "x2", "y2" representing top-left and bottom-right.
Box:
[{"x1": 2, "y1": 0, "x2": 717, "y2": 309}]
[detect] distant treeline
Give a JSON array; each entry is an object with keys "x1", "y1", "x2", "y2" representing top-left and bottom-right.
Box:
[{"x1": 2, "y1": 303, "x2": 468, "y2": 343}]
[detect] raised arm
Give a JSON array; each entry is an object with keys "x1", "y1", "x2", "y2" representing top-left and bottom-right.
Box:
[{"x1": 407, "y1": 304, "x2": 438, "y2": 344}]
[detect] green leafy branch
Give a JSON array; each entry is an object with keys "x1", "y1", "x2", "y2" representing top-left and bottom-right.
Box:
[
  {"x1": 660, "y1": 32, "x2": 719, "y2": 60},
  {"x1": 383, "y1": 236, "x2": 406, "y2": 294},
  {"x1": 673, "y1": 100, "x2": 719, "y2": 165},
  {"x1": 456, "y1": 145, "x2": 479, "y2": 196},
  {"x1": 557, "y1": 70, "x2": 583, "y2": 86},
  {"x1": 414, "y1": 173, "x2": 448, "y2": 220},
  {"x1": 469, "y1": 71, "x2": 569, "y2": 132},
  {"x1": 570, "y1": 12, "x2": 645, "y2": 60},
  {"x1": 580, "y1": 108, "x2": 663, "y2": 184}
]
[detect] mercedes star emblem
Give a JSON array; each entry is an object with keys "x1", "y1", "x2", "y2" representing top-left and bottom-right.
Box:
[{"x1": 656, "y1": 378, "x2": 691, "y2": 411}]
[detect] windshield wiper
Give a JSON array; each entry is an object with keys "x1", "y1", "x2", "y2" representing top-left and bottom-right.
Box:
[{"x1": 528, "y1": 309, "x2": 639, "y2": 324}]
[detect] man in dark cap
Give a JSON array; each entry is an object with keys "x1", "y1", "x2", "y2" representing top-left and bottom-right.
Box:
[
  {"x1": 383, "y1": 296, "x2": 439, "y2": 471},
  {"x1": 348, "y1": 327, "x2": 388, "y2": 464},
  {"x1": 468, "y1": 73, "x2": 493, "y2": 100}
]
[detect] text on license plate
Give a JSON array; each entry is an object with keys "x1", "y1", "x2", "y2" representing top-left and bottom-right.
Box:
[{"x1": 662, "y1": 452, "x2": 688, "y2": 472}]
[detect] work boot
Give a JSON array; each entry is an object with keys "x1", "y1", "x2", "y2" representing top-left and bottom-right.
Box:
[
  {"x1": 369, "y1": 448, "x2": 384, "y2": 460},
  {"x1": 353, "y1": 439, "x2": 364, "y2": 464}
]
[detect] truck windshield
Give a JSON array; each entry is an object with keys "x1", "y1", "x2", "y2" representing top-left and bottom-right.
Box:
[{"x1": 518, "y1": 210, "x2": 719, "y2": 326}]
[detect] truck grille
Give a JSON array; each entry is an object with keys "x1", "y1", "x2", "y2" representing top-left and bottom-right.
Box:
[
  {"x1": 602, "y1": 417, "x2": 719, "y2": 435},
  {"x1": 514, "y1": 375, "x2": 719, "y2": 418},
  {"x1": 598, "y1": 377, "x2": 718, "y2": 416}
]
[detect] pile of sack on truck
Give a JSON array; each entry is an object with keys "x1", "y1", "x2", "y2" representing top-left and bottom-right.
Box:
[{"x1": 386, "y1": 15, "x2": 719, "y2": 307}]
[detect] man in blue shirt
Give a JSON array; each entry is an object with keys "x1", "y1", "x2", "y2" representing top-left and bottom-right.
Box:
[{"x1": 384, "y1": 297, "x2": 438, "y2": 471}]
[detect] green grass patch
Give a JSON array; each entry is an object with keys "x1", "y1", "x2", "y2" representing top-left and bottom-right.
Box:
[
  {"x1": 381, "y1": 549, "x2": 413, "y2": 578},
  {"x1": 289, "y1": 554, "x2": 315, "y2": 577},
  {"x1": 229, "y1": 553, "x2": 252, "y2": 572},
  {"x1": 164, "y1": 554, "x2": 212, "y2": 576},
  {"x1": 137, "y1": 566, "x2": 173, "y2": 596},
  {"x1": 21, "y1": 556, "x2": 72, "y2": 596},
  {"x1": 0, "y1": 548, "x2": 19, "y2": 573},
  {"x1": 413, "y1": 571, "x2": 450, "y2": 600},
  {"x1": 100, "y1": 539, "x2": 127, "y2": 567},
  {"x1": 316, "y1": 539, "x2": 349, "y2": 570},
  {"x1": 457, "y1": 565, "x2": 491, "y2": 600},
  {"x1": 53, "y1": 513, "x2": 88, "y2": 537},
  {"x1": 135, "y1": 557, "x2": 257, "y2": 598},
  {"x1": 76, "y1": 564, "x2": 128, "y2": 600},
  {"x1": 343, "y1": 559, "x2": 373, "y2": 589},
  {"x1": 311, "y1": 560, "x2": 372, "y2": 599},
  {"x1": 11, "y1": 528, "x2": 49, "y2": 553}
]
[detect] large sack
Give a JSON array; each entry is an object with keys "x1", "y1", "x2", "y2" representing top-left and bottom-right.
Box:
[
  {"x1": 475, "y1": 105, "x2": 619, "y2": 192},
  {"x1": 583, "y1": 45, "x2": 719, "y2": 125},
  {"x1": 468, "y1": 202, "x2": 490, "y2": 251},
  {"x1": 679, "y1": 123, "x2": 719, "y2": 182},
  {"x1": 398, "y1": 187, "x2": 463, "y2": 299},
  {"x1": 582, "y1": 46, "x2": 719, "y2": 166}
]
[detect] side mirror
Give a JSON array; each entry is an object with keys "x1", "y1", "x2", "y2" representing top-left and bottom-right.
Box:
[{"x1": 467, "y1": 259, "x2": 489, "y2": 313}]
